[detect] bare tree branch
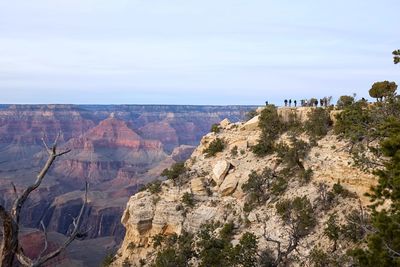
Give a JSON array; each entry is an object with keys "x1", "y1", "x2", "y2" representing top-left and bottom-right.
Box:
[
  {"x1": 55, "y1": 149, "x2": 72, "y2": 157},
  {"x1": 0, "y1": 131, "x2": 84, "y2": 267},
  {"x1": 41, "y1": 137, "x2": 51, "y2": 155},
  {"x1": 15, "y1": 248, "x2": 32, "y2": 267},
  {"x1": 28, "y1": 182, "x2": 88, "y2": 267},
  {"x1": 38, "y1": 221, "x2": 48, "y2": 260},
  {"x1": 52, "y1": 131, "x2": 61, "y2": 149}
]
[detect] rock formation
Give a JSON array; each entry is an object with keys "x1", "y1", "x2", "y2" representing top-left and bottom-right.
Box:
[{"x1": 112, "y1": 107, "x2": 377, "y2": 266}]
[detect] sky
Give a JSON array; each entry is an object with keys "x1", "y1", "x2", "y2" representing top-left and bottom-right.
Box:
[{"x1": 0, "y1": 0, "x2": 399, "y2": 105}]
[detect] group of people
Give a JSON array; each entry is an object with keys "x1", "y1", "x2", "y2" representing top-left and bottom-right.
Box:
[
  {"x1": 280, "y1": 98, "x2": 330, "y2": 107},
  {"x1": 264, "y1": 97, "x2": 332, "y2": 108}
]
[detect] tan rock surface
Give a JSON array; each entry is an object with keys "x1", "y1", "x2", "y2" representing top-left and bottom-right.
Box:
[
  {"x1": 190, "y1": 177, "x2": 207, "y2": 195},
  {"x1": 212, "y1": 160, "x2": 231, "y2": 185},
  {"x1": 219, "y1": 173, "x2": 239, "y2": 196}
]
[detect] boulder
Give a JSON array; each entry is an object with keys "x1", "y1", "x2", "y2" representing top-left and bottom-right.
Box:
[
  {"x1": 219, "y1": 173, "x2": 239, "y2": 196},
  {"x1": 212, "y1": 160, "x2": 231, "y2": 185},
  {"x1": 121, "y1": 192, "x2": 155, "y2": 235},
  {"x1": 220, "y1": 118, "x2": 231, "y2": 128},
  {"x1": 241, "y1": 115, "x2": 259, "y2": 131},
  {"x1": 191, "y1": 178, "x2": 206, "y2": 195}
]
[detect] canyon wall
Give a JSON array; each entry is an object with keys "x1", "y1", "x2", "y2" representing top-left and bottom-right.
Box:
[{"x1": 0, "y1": 104, "x2": 254, "y2": 266}]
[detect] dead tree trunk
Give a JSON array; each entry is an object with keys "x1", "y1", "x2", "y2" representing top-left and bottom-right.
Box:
[{"x1": 0, "y1": 132, "x2": 88, "y2": 267}]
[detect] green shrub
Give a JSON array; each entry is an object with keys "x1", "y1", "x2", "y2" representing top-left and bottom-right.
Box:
[
  {"x1": 243, "y1": 201, "x2": 255, "y2": 213},
  {"x1": 304, "y1": 107, "x2": 332, "y2": 139},
  {"x1": 270, "y1": 176, "x2": 288, "y2": 196},
  {"x1": 153, "y1": 234, "x2": 164, "y2": 248},
  {"x1": 308, "y1": 248, "x2": 331, "y2": 267},
  {"x1": 230, "y1": 145, "x2": 238, "y2": 157},
  {"x1": 334, "y1": 101, "x2": 371, "y2": 143},
  {"x1": 203, "y1": 138, "x2": 225, "y2": 157},
  {"x1": 332, "y1": 182, "x2": 344, "y2": 195},
  {"x1": 300, "y1": 168, "x2": 313, "y2": 184},
  {"x1": 197, "y1": 223, "x2": 231, "y2": 267},
  {"x1": 197, "y1": 223, "x2": 259, "y2": 267},
  {"x1": 369, "y1": 80, "x2": 397, "y2": 102},
  {"x1": 149, "y1": 180, "x2": 162, "y2": 194},
  {"x1": 152, "y1": 231, "x2": 194, "y2": 267},
  {"x1": 337, "y1": 95, "x2": 355, "y2": 109},
  {"x1": 161, "y1": 162, "x2": 186, "y2": 182},
  {"x1": 242, "y1": 169, "x2": 271, "y2": 205},
  {"x1": 153, "y1": 248, "x2": 184, "y2": 267},
  {"x1": 181, "y1": 192, "x2": 195, "y2": 207},
  {"x1": 340, "y1": 209, "x2": 367, "y2": 243},
  {"x1": 211, "y1": 123, "x2": 220, "y2": 133},
  {"x1": 127, "y1": 242, "x2": 135, "y2": 250},
  {"x1": 276, "y1": 196, "x2": 316, "y2": 237},
  {"x1": 276, "y1": 136, "x2": 311, "y2": 171},
  {"x1": 324, "y1": 213, "x2": 340, "y2": 252},
  {"x1": 252, "y1": 105, "x2": 283, "y2": 157},
  {"x1": 332, "y1": 181, "x2": 356, "y2": 198},
  {"x1": 230, "y1": 232, "x2": 258, "y2": 267},
  {"x1": 219, "y1": 221, "x2": 235, "y2": 241},
  {"x1": 139, "y1": 180, "x2": 162, "y2": 194}
]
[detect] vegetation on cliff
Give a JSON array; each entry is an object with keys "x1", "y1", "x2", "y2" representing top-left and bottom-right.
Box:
[{"x1": 334, "y1": 81, "x2": 400, "y2": 266}]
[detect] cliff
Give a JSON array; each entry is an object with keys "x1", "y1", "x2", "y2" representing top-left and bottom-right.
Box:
[{"x1": 112, "y1": 107, "x2": 376, "y2": 266}]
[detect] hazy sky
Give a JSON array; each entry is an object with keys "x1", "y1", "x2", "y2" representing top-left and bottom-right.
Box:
[{"x1": 0, "y1": 0, "x2": 399, "y2": 105}]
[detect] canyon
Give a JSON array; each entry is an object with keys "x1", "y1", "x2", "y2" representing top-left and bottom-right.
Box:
[{"x1": 0, "y1": 104, "x2": 254, "y2": 266}]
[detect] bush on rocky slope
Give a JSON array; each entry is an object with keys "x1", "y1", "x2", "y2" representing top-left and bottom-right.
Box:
[
  {"x1": 203, "y1": 138, "x2": 225, "y2": 157},
  {"x1": 252, "y1": 105, "x2": 283, "y2": 157}
]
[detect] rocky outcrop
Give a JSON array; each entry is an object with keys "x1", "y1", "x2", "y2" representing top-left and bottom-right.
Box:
[
  {"x1": 212, "y1": 160, "x2": 231, "y2": 185},
  {"x1": 113, "y1": 108, "x2": 378, "y2": 266},
  {"x1": 190, "y1": 177, "x2": 207, "y2": 195}
]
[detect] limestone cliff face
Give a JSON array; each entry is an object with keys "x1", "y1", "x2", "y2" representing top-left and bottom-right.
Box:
[{"x1": 113, "y1": 107, "x2": 377, "y2": 266}]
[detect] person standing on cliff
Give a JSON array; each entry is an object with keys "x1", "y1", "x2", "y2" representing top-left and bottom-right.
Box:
[
  {"x1": 289, "y1": 99, "x2": 292, "y2": 107},
  {"x1": 284, "y1": 99, "x2": 288, "y2": 106},
  {"x1": 294, "y1": 100, "x2": 297, "y2": 107}
]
